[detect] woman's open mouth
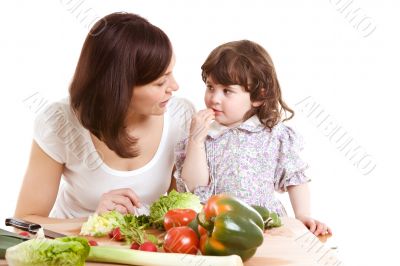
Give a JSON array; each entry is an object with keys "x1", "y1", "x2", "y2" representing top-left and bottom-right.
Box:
[{"x1": 159, "y1": 99, "x2": 170, "y2": 107}]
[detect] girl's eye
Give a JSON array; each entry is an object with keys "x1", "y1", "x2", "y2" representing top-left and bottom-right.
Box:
[
  {"x1": 206, "y1": 86, "x2": 213, "y2": 91},
  {"x1": 223, "y1": 89, "x2": 232, "y2": 94}
]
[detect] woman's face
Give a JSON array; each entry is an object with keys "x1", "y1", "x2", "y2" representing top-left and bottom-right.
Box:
[{"x1": 129, "y1": 55, "x2": 179, "y2": 118}]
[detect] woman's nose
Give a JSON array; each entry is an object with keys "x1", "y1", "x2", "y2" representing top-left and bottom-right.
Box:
[{"x1": 166, "y1": 76, "x2": 179, "y2": 92}]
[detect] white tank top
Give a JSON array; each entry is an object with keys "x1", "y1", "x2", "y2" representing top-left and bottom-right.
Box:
[{"x1": 33, "y1": 97, "x2": 195, "y2": 218}]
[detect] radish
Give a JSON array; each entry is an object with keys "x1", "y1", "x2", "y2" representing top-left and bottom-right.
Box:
[
  {"x1": 139, "y1": 241, "x2": 157, "y2": 252},
  {"x1": 88, "y1": 240, "x2": 98, "y2": 246},
  {"x1": 130, "y1": 242, "x2": 140, "y2": 250},
  {"x1": 109, "y1": 227, "x2": 124, "y2": 241}
]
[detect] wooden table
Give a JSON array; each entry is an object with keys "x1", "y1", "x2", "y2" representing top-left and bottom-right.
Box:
[{"x1": 1, "y1": 217, "x2": 340, "y2": 266}]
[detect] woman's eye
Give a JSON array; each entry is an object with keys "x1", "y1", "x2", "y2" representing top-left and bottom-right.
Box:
[
  {"x1": 157, "y1": 80, "x2": 167, "y2": 86},
  {"x1": 223, "y1": 89, "x2": 232, "y2": 94},
  {"x1": 206, "y1": 86, "x2": 213, "y2": 91}
]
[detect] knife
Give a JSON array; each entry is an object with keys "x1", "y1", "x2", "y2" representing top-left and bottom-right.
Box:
[{"x1": 5, "y1": 218, "x2": 66, "y2": 239}]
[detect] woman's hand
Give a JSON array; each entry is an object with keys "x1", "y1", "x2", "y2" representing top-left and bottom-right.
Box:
[
  {"x1": 296, "y1": 215, "x2": 332, "y2": 236},
  {"x1": 189, "y1": 109, "x2": 215, "y2": 144},
  {"x1": 96, "y1": 188, "x2": 141, "y2": 215}
]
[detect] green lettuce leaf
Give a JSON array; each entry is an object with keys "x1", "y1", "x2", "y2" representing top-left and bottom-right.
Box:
[
  {"x1": 5, "y1": 236, "x2": 90, "y2": 266},
  {"x1": 149, "y1": 190, "x2": 203, "y2": 229}
]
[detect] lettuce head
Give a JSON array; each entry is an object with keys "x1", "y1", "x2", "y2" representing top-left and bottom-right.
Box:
[
  {"x1": 149, "y1": 190, "x2": 203, "y2": 229},
  {"x1": 5, "y1": 236, "x2": 90, "y2": 266}
]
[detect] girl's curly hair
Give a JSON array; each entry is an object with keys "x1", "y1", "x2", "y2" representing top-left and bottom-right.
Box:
[{"x1": 201, "y1": 40, "x2": 294, "y2": 130}]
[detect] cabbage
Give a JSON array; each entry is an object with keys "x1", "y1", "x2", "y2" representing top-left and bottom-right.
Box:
[
  {"x1": 149, "y1": 190, "x2": 203, "y2": 229},
  {"x1": 5, "y1": 236, "x2": 89, "y2": 266},
  {"x1": 80, "y1": 211, "x2": 125, "y2": 236}
]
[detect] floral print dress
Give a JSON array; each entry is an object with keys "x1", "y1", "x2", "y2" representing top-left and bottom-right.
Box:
[{"x1": 174, "y1": 116, "x2": 310, "y2": 216}]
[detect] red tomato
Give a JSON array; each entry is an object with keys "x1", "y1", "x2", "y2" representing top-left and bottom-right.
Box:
[
  {"x1": 163, "y1": 209, "x2": 197, "y2": 231},
  {"x1": 163, "y1": 226, "x2": 199, "y2": 254},
  {"x1": 18, "y1": 231, "x2": 30, "y2": 237},
  {"x1": 88, "y1": 240, "x2": 98, "y2": 246},
  {"x1": 139, "y1": 241, "x2": 158, "y2": 252},
  {"x1": 130, "y1": 242, "x2": 140, "y2": 250},
  {"x1": 109, "y1": 227, "x2": 124, "y2": 241}
]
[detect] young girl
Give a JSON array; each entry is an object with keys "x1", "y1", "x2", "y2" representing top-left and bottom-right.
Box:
[{"x1": 174, "y1": 40, "x2": 331, "y2": 236}]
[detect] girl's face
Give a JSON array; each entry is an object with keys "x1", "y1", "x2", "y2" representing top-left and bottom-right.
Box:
[
  {"x1": 129, "y1": 55, "x2": 179, "y2": 118},
  {"x1": 204, "y1": 77, "x2": 253, "y2": 127}
]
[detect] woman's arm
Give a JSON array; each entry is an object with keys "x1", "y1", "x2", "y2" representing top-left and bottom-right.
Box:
[
  {"x1": 288, "y1": 183, "x2": 332, "y2": 236},
  {"x1": 13, "y1": 141, "x2": 79, "y2": 224},
  {"x1": 15, "y1": 141, "x2": 142, "y2": 223}
]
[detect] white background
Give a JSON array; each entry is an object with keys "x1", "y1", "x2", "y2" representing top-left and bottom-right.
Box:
[{"x1": 1, "y1": 0, "x2": 399, "y2": 265}]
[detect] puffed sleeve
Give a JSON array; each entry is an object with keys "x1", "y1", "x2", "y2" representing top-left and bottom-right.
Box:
[
  {"x1": 273, "y1": 124, "x2": 310, "y2": 192},
  {"x1": 33, "y1": 102, "x2": 68, "y2": 164}
]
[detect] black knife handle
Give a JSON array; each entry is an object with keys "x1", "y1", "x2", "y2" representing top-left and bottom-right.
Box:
[{"x1": 5, "y1": 218, "x2": 42, "y2": 233}]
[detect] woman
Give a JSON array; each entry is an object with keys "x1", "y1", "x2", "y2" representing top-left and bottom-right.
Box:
[{"x1": 14, "y1": 12, "x2": 195, "y2": 223}]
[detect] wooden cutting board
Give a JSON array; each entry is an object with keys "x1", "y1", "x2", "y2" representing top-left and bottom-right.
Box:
[{"x1": 1, "y1": 217, "x2": 339, "y2": 266}]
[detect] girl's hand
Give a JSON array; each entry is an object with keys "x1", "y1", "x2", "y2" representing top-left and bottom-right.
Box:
[
  {"x1": 189, "y1": 109, "x2": 215, "y2": 144},
  {"x1": 296, "y1": 215, "x2": 332, "y2": 236},
  {"x1": 96, "y1": 188, "x2": 141, "y2": 215}
]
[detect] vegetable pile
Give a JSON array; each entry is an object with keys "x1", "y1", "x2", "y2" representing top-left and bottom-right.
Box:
[
  {"x1": 81, "y1": 210, "x2": 155, "y2": 246},
  {"x1": 6, "y1": 191, "x2": 282, "y2": 265},
  {"x1": 81, "y1": 191, "x2": 282, "y2": 261},
  {"x1": 80, "y1": 189, "x2": 203, "y2": 247}
]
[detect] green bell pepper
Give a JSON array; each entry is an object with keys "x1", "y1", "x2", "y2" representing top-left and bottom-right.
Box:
[{"x1": 197, "y1": 194, "x2": 265, "y2": 261}]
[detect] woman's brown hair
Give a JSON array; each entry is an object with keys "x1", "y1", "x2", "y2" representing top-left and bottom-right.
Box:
[
  {"x1": 201, "y1": 40, "x2": 294, "y2": 130},
  {"x1": 70, "y1": 12, "x2": 173, "y2": 158}
]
